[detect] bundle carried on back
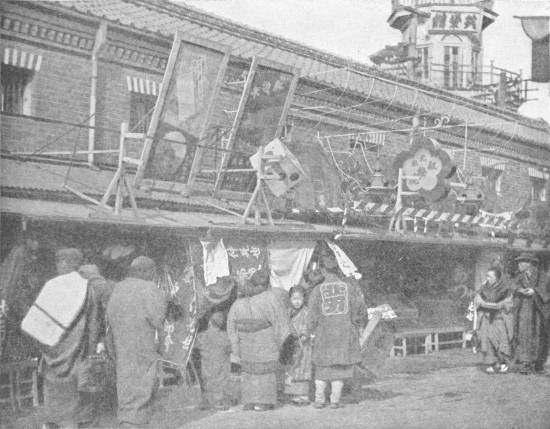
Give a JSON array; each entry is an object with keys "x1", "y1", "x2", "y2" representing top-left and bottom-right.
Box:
[{"x1": 21, "y1": 271, "x2": 88, "y2": 347}]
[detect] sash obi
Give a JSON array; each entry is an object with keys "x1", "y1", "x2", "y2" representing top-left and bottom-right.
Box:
[{"x1": 235, "y1": 318, "x2": 272, "y2": 333}]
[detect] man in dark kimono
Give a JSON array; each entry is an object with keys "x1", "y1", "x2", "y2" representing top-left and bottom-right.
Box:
[
  {"x1": 307, "y1": 247, "x2": 368, "y2": 408},
  {"x1": 512, "y1": 252, "x2": 550, "y2": 374},
  {"x1": 41, "y1": 248, "x2": 102, "y2": 429},
  {"x1": 106, "y1": 256, "x2": 167, "y2": 427}
]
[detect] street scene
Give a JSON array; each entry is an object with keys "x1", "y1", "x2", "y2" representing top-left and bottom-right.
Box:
[{"x1": 1, "y1": 0, "x2": 550, "y2": 428}]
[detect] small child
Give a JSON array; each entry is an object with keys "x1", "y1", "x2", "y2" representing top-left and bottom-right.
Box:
[
  {"x1": 195, "y1": 311, "x2": 232, "y2": 411},
  {"x1": 284, "y1": 286, "x2": 313, "y2": 405}
]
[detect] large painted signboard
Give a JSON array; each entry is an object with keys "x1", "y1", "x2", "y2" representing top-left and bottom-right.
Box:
[
  {"x1": 215, "y1": 58, "x2": 299, "y2": 196},
  {"x1": 135, "y1": 32, "x2": 230, "y2": 194}
]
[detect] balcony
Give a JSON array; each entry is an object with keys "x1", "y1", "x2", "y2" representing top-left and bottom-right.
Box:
[{"x1": 378, "y1": 62, "x2": 536, "y2": 110}]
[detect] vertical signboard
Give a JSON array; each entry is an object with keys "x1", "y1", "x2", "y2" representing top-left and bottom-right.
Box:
[
  {"x1": 215, "y1": 58, "x2": 299, "y2": 197},
  {"x1": 135, "y1": 32, "x2": 230, "y2": 194}
]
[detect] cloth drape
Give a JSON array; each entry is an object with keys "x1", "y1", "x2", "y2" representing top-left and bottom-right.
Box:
[
  {"x1": 201, "y1": 239, "x2": 230, "y2": 286},
  {"x1": 268, "y1": 241, "x2": 315, "y2": 291},
  {"x1": 325, "y1": 241, "x2": 360, "y2": 279}
]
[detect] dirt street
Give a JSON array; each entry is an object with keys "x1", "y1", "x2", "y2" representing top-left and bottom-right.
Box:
[
  {"x1": 6, "y1": 352, "x2": 550, "y2": 429},
  {"x1": 182, "y1": 366, "x2": 550, "y2": 429}
]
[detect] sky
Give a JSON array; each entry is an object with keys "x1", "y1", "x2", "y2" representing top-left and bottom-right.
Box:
[
  {"x1": 182, "y1": 0, "x2": 549, "y2": 78},
  {"x1": 181, "y1": 0, "x2": 550, "y2": 121}
]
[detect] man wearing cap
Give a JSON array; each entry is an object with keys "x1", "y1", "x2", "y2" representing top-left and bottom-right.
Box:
[
  {"x1": 40, "y1": 248, "x2": 102, "y2": 429},
  {"x1": 512, "y1": 252, "x2": 550, "y2": 374},
  {"x1": 106, "y1": 256, "x2": 168, "y2": 427}
]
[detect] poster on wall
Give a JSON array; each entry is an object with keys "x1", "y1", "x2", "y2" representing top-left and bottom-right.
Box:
[
  {"x1": 215, "y1": 58, "x2": 299, "y2": 196},
  {"x1": 135, "y1": 32, "x2": 231, "y2": 194}
]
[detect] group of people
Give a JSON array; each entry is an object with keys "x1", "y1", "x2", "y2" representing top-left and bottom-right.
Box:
[
  {"x1": 28, "y1": 245, "x2": 550, "y2": 428},
  {"x1": 31, "y1": 244, "x2": 369, "y2": 428},
  {"x1": 474, "y1": 252, "x2": 550, "y2": 375},
  {"x1": 37, "y1": 248, "x2": 167, "y2": 428},
  {"x1": 199, "y1": 246, "x2": 368, "y2": 412}
]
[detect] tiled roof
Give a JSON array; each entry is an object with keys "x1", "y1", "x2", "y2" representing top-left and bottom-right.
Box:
[
  {"x1": 0, "y1": 157, "x2": 247, "y2": 212},
  {"x1": 44, "y1": 0, "x2": 549, "y2": 147}
]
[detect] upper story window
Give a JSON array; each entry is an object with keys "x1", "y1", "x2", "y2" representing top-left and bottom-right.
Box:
[
  {"x1": 480, "y1": 157, "x2": 506, "y2": 197},
  {"x1": 129, "y1": 92, "x2": 156, "y2": 134},
  {"x1": 418, "y1": 47, "x2": 430, "y2": 79},
  {"x1": 529, "y1": 168, "x2": 549, "y2": 202},
  {"x1": 1, "y1": 48, "x2": 42, "y2": 115},
  {"x1": 1, "y1": 66, "x2": 33, "y2": 115},
  {"x1": 126, "y1": 76, "x2": 160, "y2": 134}
]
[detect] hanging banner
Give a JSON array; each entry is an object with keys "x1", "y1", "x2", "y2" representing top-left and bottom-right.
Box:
[
  {"x1": 136, "y1": 32, "x2": 231, "y2": 193},
  {"x1": 225, "y1": 239, "x2": 268, "y2": 286},
  {"x1": 269, "y1": 241, "x2": 315, "y2": 290}
]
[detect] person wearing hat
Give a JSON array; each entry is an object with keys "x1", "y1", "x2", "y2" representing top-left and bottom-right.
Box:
[
  {"x1": 227, "y1": 270, "x2": 291, "y2": 411},
  {"x1": 512, "y1": 252, "x2": 550, "y2": 374},
  {"x1": 40, "y1": 248, "x2": 102, "y2": 429},
  {"x1": 106, "y1": 256, "x2": 168, "y2": 427}
]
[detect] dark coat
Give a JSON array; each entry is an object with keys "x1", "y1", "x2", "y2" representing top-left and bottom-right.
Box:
[
  {"x1": 106, "y1": 277, "x2": 167, "y2": 426},
  {"x1": 307, "y1": 272, "x2": 368, "y2": 368}
]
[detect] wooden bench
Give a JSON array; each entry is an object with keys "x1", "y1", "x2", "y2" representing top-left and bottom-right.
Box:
[
  {"x1": 390, "y1": 327, "x2": 467, "y2": 357},
  {"x1": 0, "y1": 359, "x2": 39, "y2": 411}
]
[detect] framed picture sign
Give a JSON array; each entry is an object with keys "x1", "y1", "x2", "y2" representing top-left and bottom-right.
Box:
[
  {"x1": 135, "y1": 32, "x2": 231, "y2": 194},
  {"x1": 214, "y1": 58, "x2": 299, "y2": 197}
]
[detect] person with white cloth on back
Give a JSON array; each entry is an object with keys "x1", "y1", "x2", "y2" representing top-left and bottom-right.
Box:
[{"x1": 33, "y1": 248, "x2": 102, "y2": 429}]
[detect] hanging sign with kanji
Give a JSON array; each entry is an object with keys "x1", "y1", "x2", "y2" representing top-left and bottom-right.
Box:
[
  {"x1": 393, "y1": 137, "x2": 454, "y2": 202},
  {"x1": 430, "y1": 10, "x2": 482, "y2": 33}
]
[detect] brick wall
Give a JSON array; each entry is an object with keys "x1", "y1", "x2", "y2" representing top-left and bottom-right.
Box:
[
  {"x1": 2, "y1": 11, "x2": 548, "y2": 213},
  {"x1": 1, "y1": 41, "x2": 90, "y2": 159}
]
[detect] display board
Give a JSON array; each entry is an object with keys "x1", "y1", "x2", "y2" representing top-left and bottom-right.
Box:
[
  {"x1": 215, "y1": 58, "x2": 299, "y2": 196},
  {"x1": 135, "y1": 32, "x2": 230, "y2": 194}
]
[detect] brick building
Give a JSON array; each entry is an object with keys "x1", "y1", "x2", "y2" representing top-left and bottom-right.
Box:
[{"x1": 1, "y1": 0, "x2": 550, "y2": 363}]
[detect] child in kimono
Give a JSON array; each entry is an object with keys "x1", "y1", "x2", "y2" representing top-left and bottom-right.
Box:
[
  {"x1": 195, "y1": 311, "x2": 232, "y2": 411},
  {"x1": 284, "y1": 286, "x2": 313, "y2": 405}
]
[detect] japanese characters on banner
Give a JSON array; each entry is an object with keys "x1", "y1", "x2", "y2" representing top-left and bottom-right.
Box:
[
  {"x1": 162, "y1": 265, "x2": 199, "y2": 369},
  {"x1": 225, "y1": 240, "x2": 268, "y2": 286},
  {"x1": 430, "y1": 10, "x2": 481, "y2": 34}
]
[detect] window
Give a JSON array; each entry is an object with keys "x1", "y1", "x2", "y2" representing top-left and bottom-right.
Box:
[
  {"x1": 129, "y1": 92, "x2": 156, "y2": 134},
  {"x1": 419, "y1": 47, "x2": 430, "y2": 79},
  {"x1": 531, "y1": 177, "x2": 547, "y2": 202},
  {"x1": 444, "y1": 46, "x2": 461, "y2": 89},
  {"x1": 471, "y1": 50, "x2": 480, "y2": 85},
  {"x1": 481, "y1": 166, "x2": 503, "y2": 196},
  {"x1": 1, "y1": 64, "x2": 33, "y2": 114}
]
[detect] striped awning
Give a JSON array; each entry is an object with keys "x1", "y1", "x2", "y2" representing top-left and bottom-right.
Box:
[
  {"x1": 528, "y1": 167, "x2": 549, "y2": 180},
  {"x1": 363, "y1": 132, "x2": 386, "y2": 146},
  {"x1": 3, "y1": 48, "x2": 42, "y2": 71},
  {"x1": 126, "y1": 76, "x2": 160, "y2": 96},
  {"x1": 480, "y1": 156, "x2": 506, "y2": 171}
]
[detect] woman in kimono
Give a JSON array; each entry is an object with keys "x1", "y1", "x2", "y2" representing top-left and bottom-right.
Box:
[
  {"x1": 227, "y1": 270, "x2": 290, "y2": 411},
  {"x1": 474, "y1": 266, "x2": 514, "y2": 374},
  {"x1": 284, "y1": 285, "x2": 313, "y2": 405}
]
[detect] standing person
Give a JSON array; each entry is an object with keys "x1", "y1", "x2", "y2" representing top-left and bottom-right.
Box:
[
  {"x1": 227, "y1": 270, "x2": 290, "y2": 411},
  {"x1": 39, "y1": 248, "x2": 102, "y2": 429},
  {"x1": 307, "y1": 247, "x2": 368, "y2": 409},
  {"x1": 106, "y1": 256, "x2": 167, "y2": 427},
  {"x1": 284, "y1": 285, "x2": 313, "y2": 405},
  {"x1": 195, "y1": 311, "x2": 232, "y2": 411},
  {"x1": 474, "y1": 267, "x2": 514, "y2": 374},
  {"x1": 512, "y1": 252, "x2": 550, "y2": 374}
]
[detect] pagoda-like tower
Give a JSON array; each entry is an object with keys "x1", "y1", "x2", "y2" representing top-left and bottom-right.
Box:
[{"x1": 387, "y1": 0, "x2": 498, "y2": 90}]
